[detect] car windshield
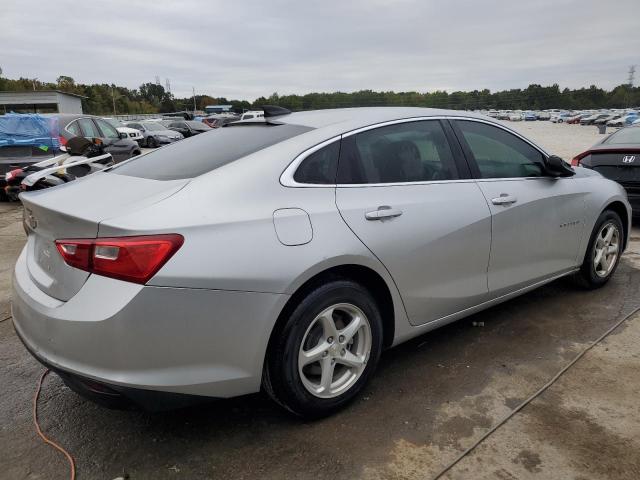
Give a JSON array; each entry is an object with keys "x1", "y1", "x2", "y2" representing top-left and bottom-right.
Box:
[
  {"x1": 142, "y1": 122, "x2": 167, "y2": 131},
  {"x1": 604, "y1": 127, "x2": 640, "y2": 145},
  {"x1": 112, "y1": 123, "x2": 313, "y2": 180}
]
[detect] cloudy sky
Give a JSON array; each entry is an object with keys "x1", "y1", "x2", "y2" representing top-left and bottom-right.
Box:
[{"x1": 2, "y1": 0, "x2": 638, "y2": 100}]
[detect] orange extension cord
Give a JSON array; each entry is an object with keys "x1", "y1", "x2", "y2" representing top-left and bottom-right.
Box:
[{"x1": 33, "y1": 369, "x2": 76, "y2": 480}]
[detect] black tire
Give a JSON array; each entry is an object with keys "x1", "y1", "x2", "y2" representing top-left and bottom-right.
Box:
[
  {"x1": 147, "y1": 136, "x2": 157, "y2": 148},
  {"x1": 263, "y1": 279, "x2": 383, "y2": 418},
  {"x1": 573, "y1": 210, "x2": 624, "y2": 289}
]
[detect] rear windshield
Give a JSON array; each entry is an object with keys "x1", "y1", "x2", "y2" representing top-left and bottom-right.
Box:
[
  {"x1": 112, "y1": 123, "x2": 312, "y2": 180},
  {"x1": 604, "y1": 127, "x2": 640, "y2": 145}
]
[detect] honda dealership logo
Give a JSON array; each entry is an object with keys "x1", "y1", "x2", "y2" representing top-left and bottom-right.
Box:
[{"x1": 622, "y1": 155, "x2": 636, "y2": 163}]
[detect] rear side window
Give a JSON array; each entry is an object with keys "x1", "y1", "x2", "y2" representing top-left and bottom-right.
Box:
[
  {"x1": 293, "y1": 141, "x2": 340, "y2": 184},
  {"x1": 66, "y1": 120, "x2": 81, "y2": 136},
  {"x1": 112, "y1": 124, "x2": 312, "y2": 180},
  {"x1": 337, "y1": 120, "x2": 458, "y2": 184},
  {"x1": 456, "y1": 120, "x2": 544, "y2": 178}
]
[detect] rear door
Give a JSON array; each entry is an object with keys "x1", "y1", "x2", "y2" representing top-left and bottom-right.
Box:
[
  {"x1": 451, "y1": 119, "x2": 585, "y2": 298},
  {"x1": 335, "y1": 119, "x2": 492, "y2": 326}
]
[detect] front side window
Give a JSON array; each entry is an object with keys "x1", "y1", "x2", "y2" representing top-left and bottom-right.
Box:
[
  {"x1": 456, "y1": 120, "x2": 544, "y2": 178},
  {"x1": 95, "y1": 119, "x2": 120, "y2": 139},
  {"x1": 293, "y1": 141, "x2": 340, "y2": 184},
  {"x1": 78, "y1": 118, "x2": 101, "y2": 138},
  {"x1": 337, "y1": 120, "x2": 458, "y2": 184}
]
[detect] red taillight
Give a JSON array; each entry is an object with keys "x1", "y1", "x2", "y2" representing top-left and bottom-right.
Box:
[
  {"x1": 59, "y1": 135, "x2": 67, "y2": 147},
  {"x1": 5, "y1": 168, "x2": 22, "y2": 182},
  {"x1": 55, "y1": 234, "x2": 184, "y2": 284},
  {"x1": 571, "y1": 151, "x2": 590, "y2": 166}
]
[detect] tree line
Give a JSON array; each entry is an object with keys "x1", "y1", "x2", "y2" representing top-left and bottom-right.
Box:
[{"x1": 1, "y1": 74, "x2": 639, "y2": 115}]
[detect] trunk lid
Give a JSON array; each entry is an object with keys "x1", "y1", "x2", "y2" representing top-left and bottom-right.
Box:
[{"x1": 20, "y1": 171, "x2": 188, "y2": 301}]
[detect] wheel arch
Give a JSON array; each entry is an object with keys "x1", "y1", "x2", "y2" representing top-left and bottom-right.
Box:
[
  {"x1": 605, "y1": 200, "x2": 629, "y2": 250},
  {"x1": 265, "y1": 263, "x2": 398, "y2": 368}
]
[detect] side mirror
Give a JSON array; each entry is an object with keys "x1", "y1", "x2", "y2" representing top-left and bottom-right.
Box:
[
  {"x1": 544, "y1": 155, "x2": 575, "y2": 177},
  {"x1": 119, "y1": 132, "x2": 128, "y2": 139}
]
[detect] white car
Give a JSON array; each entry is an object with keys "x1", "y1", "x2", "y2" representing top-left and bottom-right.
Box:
[
  {"x1": 103, "y1": 118, "x2": 144, "y2": 145},
  {"x1": 240, "y1": 110, "x2": 265, "y2": 121}
]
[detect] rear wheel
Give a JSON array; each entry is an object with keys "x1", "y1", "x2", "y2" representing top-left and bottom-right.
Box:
[
  {"x1": 263, "y1": 279, "x2": 383, "y2": 418},
  {"x1": 574, "y1": 210, "x2": 623, "y2": 288}
]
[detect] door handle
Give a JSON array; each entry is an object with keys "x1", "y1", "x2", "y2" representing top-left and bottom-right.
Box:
[
  {"x1": 491, "y1": 194, "x2": 517, "y2": 206},
  {"x1": 365, "y1": 206, "x2": 403, "y2": 221}
]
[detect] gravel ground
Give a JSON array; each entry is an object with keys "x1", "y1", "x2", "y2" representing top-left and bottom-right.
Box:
[
  {"x1": 502, "y1": 120, "x2": 610, "y2": 161},
  {"x1": 1, "y1": 122, "x2": 639, "y2": 480}
]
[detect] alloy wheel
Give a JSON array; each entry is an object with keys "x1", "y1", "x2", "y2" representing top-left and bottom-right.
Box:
[
  {"x1": 593, "y1": 222, "x2": 620, "y2": 278},
  {"x1": 298, "y1": 303, "x2": 372, "y2": 399}
]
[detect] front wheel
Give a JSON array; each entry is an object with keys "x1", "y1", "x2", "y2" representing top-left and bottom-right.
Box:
[
  {"x1": 263, "y1": 279, "x2": 383, "y2": 418},
  {"x1": 573, "y1": 210, "x2": 623, "y2": 288},
  {"x1": 147, "y1": 136, "x2": 157, "y2": 148}
]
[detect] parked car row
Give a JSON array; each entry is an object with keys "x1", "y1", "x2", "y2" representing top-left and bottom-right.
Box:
[{"x1": 483, "y1": 108, "x2": 640, "y2": 126}]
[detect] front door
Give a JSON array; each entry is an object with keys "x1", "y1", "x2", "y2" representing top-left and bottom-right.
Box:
[
  {"x1": 335, "y1": 119, "x2": 492, "y2": 326},
  {"x1": 452, "y1": 119, "x2": 585, "y2": 297}
]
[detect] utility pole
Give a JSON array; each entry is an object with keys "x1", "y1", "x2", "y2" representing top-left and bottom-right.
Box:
[
  {"x1": 165, "y1": 78, "x2": 171, "y2": 93},
  {"x1": 111, "y1": 86, "x2": 117, "y2": 115},
  {"x1": 32, "y1": 78, "x2": 38, "y2": 91},
  {"x1": 192, "y1": 86, "x2": 197, "y2": 113},
  {"x1": 628, "y1": 65, "x2": 636, "y2": 87}
]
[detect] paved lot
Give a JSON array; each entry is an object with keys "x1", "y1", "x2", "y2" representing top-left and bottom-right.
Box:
[{"x1": 2, "y1": 122, "x2": 640, "y2": 479}]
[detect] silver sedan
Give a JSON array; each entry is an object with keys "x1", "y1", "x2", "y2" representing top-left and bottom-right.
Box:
[{"x1": 12, "y1": 107, "x2": 631, "y2": 417}]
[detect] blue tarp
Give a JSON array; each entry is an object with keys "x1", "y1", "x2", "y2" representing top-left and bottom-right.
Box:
[{"x1": 0, "y1": 113, "x2": 60, "y2": 151}]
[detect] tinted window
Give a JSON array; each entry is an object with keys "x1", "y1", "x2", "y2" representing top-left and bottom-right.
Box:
[
  {"x1": 95, "y1": 119, "x2": 120, "y2": 139},
  {"x1": 66, "y1": 120, "x2": 81, "y2": 136},
  {"x1": 337, "y1": 120, "x2": 458, "y2": 184},
  {"x1": 78, "y1": 118, "x2": 101, "y2": 138},
  {"x1": 457, "y1": 120, "x2": 544, "y2": 178},
  {"x1": 113, "y1": 124, "x2": 312, "y2": 180},
  {"x1": 604, "y1": 127, "x2": 640, "y2": 145},
  {"x1": 244, "y1": 115, "x2": 254, "y2": 120},
  {"x1": 293, "y1": 141, "x2": 340, "y2": 184}
]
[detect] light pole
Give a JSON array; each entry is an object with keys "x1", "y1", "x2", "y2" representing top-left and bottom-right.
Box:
[
  {"x1": 111, "y1": 87, "x2": 117, "y2": 115},
  {"x1": 192, "y1": 86, "x2": 197, "y2": 113}
]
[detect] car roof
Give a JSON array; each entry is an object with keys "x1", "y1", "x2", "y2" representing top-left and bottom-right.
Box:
[{"x1": 274, "y1": 107, "x2": 488, "y2": 131}]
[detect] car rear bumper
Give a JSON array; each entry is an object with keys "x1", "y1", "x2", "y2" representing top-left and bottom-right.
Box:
[{"x1": 12, "y1": 246, "x2": 288, "y2": 404}]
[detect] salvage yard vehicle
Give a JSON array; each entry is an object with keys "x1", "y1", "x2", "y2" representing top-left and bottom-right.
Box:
[
  {"x1": 57, "y1": 114, "x2": 141, "y2": 162},
  {"x1": 572, "y1": 124, "x2": 640, "y2": 218},
  {"x1": 12, "y1": 107, "x2": 631, "y2": 418},
  {"x1": 124, "y1": 121, "x2": 183, "y2": 148},
  {"x1": 166, "y1": 120, "x2": 212, "y2": 138},
  {"x1": 0, "y1": 114, "x2": 61, "y2": 197},
  {"x1": 581, "y1": 113, "x2": 611, "y2": 125},
  {"x1": 4, "y1": 137, "x2": 113, "y2": 201}
]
